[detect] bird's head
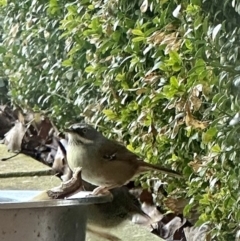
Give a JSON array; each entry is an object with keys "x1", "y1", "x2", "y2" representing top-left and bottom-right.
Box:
[{"x1": 65, "y1": 123, "x2": 100, "y2": 145}]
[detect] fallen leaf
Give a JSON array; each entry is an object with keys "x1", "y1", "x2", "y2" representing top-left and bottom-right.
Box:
[
  {"x1": 139, "y1": 189, "x2": 154, "y2": 204},
  {"x1": 17, "y1": 111, "x2": 25, "y2": 124},
  {"x1": 184, "y1": 225, "x2": 211, "y2": 241},
  {"x1": 141, "y1": 202, "x2": 163, "y2": 222},
  {"x1": 37, "y1": 117, "x2": 52, "y2": 140},
  {"x1": 0, "y1": 105, "x2": 16, "y2": 138},
  {"x1": 52, "y1": 138, "x2": 72, "y2": 181},
  {"x1": 4, "y1": 121, "x2": 26, "y2": 152},
  {"x1": 155, "y1": 215, "x2": 187, "y2": 240}
]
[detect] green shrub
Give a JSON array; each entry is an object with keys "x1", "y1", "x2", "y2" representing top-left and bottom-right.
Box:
[{"x1": 1, "y1": 0, "x2": 240, "y2": 239}]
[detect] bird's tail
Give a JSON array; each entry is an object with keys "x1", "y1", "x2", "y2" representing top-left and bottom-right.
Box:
[{"x1": 138, "y1": 161, "x2": 182, "y2": 178}]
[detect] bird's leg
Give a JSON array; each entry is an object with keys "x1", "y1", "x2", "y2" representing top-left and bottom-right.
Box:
[{"x1": 91, "y1": 184, "x2": 119, "y2": 197}]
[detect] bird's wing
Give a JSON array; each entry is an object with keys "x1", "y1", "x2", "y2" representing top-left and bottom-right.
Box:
[
  {"x1": 98, "y1": 138, "x2": 182, "y2": 178},
  {"x1": 98, "y1": 139, "x2": 140, "y2": 163}
]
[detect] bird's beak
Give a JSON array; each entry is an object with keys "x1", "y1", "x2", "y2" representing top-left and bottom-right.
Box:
[{"x1": 64, "y1": 127, "x2": 74, "y2": 133}]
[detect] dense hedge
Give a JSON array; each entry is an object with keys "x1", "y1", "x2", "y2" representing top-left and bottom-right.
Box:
[{"x1": 1, "y1": 0, "x2": 240, "y2": 239}]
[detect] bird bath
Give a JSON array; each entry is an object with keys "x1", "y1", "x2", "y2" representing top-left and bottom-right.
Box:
[{"x1": 0, "y1": 190, "x2": 111, "y2": 241}]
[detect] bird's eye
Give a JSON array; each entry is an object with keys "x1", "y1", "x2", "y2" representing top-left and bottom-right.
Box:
[{"x1": 82, "y1": 128, "x2": 87, "y2": 134}]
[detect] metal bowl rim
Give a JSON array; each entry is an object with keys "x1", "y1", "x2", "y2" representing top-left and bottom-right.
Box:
[
  {"x1": 0, "y1": 199, "x2": 86, "y2": 209},
  {"x1": 0, "y1": 191, "x2": 112, "y2": 209}
]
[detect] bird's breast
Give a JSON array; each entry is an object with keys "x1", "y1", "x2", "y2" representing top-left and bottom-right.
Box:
[{"x1": 67, "y1": 144, "x2": 92, "y2": 171}]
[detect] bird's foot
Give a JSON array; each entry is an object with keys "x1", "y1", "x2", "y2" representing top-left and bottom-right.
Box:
[{"x1": 91, "y1": 186, "x2": 112, "y2": 196}]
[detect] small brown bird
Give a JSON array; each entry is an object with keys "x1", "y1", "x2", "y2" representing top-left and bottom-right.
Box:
[{"x1": 66, "y1": 123, "x2": 182, "y2": 195}]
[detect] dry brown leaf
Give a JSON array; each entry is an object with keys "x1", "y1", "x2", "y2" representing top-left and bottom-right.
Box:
[
  {"x1": 185, "y1": 113, "x2": 208, "y2": 130},
  {"x1": 175, "y1": 98, "x2": 186, "y2": 112},
  {"x1": 164, "y1": 197, "x2": 189, "y2": 214},
  {"x1": 37, "y1": 117, "x2": 52, "y2": 140},
  {"x1": 185, "y1": 104, "x2": 208, "y2": 130},
  {"x1": 148, "y1": 31, "x2": 165, "y2": 44},
  {"x1": 1, "y1": 106, "x2": 60, "y2": 165},
  {"x1": 148, "y1": 31, "x2": 182, "y2": 54},
  {"x1": 188, "y1": 153, "x2": 206, "y2": 173},
  {"x1": 17, "y1": 111, "x2": 25, "y2": 124},
  {"x1": 144, "y1": 72, "x2": 159, "y2": 83},
  {"x1": 188, "y1": 160, "x2": 203, "y2": 173},
  {"x1": 188, "y1": 154, "x2": 216, "y2": 180},
  {"x1": 188, "y1": 84, "x2": 203, "y2": 111},
  {"x1": 162, "y1": 33, "x2": 182, "y2": 54},
  {"x1": 192, "y1": 84, "x2": 203, "y2": 96},
  {"x1": 4, "y1": 121, "x2": 26, "y2": 152},
  {"x1": 164, "y1": 197, "x2": 200, "y2": 225},
  {"x1": 0, "y1": 106, "x2": 16, "y2": 138},
  {"x1": 190, "y1": 96, "x2": 202, "y2": 112},
  {"x1": 159, "y1": 125, "x2": 168, "y2": 134}
]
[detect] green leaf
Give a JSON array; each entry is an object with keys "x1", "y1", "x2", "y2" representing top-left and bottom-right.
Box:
[
  {"x1": 170, "y1": 76, "x2": 178, "y2": 88},
  {"x1": 172, "y1": 64, "x2": 181, "y2": 72},
  {"x1": 202, "y1": 127, "x2": 218, "y2": 144},
  {"x1": 0, "y1": 46, "x2": 6, "y2": 53},
  {"x1": 85, "y1": 65, "x2": 95, "y2": 73},
  {"x1": 184, "y1": 39, "x2": 193, "y2": 50},
  {"x1": 0, "y1": 0, "x2": 7, "y2": 6},
  {"x1": 183, "y1": 202, "x2": 194, "y2": 216},
  {"x1": 62, "y1": 59, "x2": 72, "y2": 67},
  {"x1": 132, "y1": 29, "x2": 144, "y2": 36},
  {"x1": 211, "y1": 144, "x2": 221, "y2": 153},
  {"x1": 102, "y1": 109, "x2": 118, "y2": 120},
  {"x1": 169, "y1": 51, "x2": 181, "y2": 64},
  {"x1": 0, "y1": 79, "x2": 5, "y2": 87},
  {"x1": 132, "y1": 36, "x2": 146, "y2": 42},
  {"x1": 116, "y1": 73, "x2": 125, "y2": 81}
]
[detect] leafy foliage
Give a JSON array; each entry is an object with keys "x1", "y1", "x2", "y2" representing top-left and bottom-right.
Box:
[{"x1": 1, "y1": 0, "x2": 240, "y2": 239}]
